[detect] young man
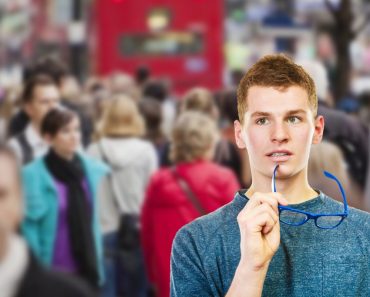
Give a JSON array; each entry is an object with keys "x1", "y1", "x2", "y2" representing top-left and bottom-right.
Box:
[
  {"x1": 0, "y1": 143, "x2": 95, "y2": 297},
  {"x1": 170, "y1": 54, "x2": 370, "y2": 297},
  {"x1": 8, "y1": 75, "x2": 60, "y2": 164}
]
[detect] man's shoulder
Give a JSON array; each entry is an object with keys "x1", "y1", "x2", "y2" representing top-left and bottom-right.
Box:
[
  {"x1": 323, "y1": 194, "x2": 370, "y2": 236},
  {"x1": 174, "y1": 197, "x2": 241, "y2": 249},
  {"x1": 347, "y1": 205, "x2": 370, "y2": 230}
]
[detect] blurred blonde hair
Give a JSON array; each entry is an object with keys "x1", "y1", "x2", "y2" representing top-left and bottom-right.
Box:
[
  {"x1": 308, "y1": 140, "x2": 349, "y2": 201},
  {"x1": 170, "y1": 111, "x2": 219, "y2": 163},
  {"x1": 180, "y1": 87, "x2": 218, "y2": 119},
  {"x1": 99, "y1": 94, "x2": 145, "y2": 138}
]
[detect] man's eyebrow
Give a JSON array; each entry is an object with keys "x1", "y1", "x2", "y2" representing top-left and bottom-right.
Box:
[
  {"x1": 250, "y1": 109, "x2": 307, "y2": 117},
  {"x1": 285, "y1": 109, "x2": 307, "y2": 115},
  {"x1": 251, "y1": 111, "x2": 271, "y2": 117}
]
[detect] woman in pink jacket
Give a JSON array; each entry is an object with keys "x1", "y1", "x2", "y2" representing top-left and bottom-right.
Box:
[{"x1": 141, "y1": 111, "x2": 240, "y2": 297}]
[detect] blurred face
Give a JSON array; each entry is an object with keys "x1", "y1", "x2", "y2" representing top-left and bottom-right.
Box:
[
  {"x1": 0, "y1": 154, "x2": 22, "y2": 251},
  {"x1": 235, "y1": 86, "x2": 324, "y2": 180},
  {"x1": 25, "y1": 84, "x2": 60, "y2": 126},
  {"x1": 46, "y1": 116, "x2": 81, "y2": 159}
]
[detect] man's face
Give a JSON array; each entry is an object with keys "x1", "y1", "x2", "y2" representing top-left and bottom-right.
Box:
[
  {"x1": 25, "y1": 84, "x2": 60, "y2": 125},
  {"x1": 234, "y1": 85, "x2": 324, "y2": 180},
  {"x1": 0, "y1": 154, "x2": 22, "y2": 245}
]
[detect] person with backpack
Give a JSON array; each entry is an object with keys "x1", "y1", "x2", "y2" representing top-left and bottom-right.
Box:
[
  {"x1": 8, "y1": 75, "x2": 60, "y2": 164},
  {"x1": 87, "y1": 95, "x2": 158, "y2": 297},
  {"x1": 141, "y1": 111, "x2": 240, "y2": 297}
]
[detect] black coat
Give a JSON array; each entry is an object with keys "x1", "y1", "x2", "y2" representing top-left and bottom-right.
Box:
[
  {"x1": 318, "y1": 101, "x2": 369, "y2": 188},
  {"x1": 15, "y1": 253, "x2": 96, "y2": 297}
]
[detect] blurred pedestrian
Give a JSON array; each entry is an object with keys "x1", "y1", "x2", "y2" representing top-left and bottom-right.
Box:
[
  {"x1": 142, "y1": 79, "x2": 176, "y2": 138},
  {"x1": 0, "y1": 143, "x2": 96, "y2": 297},
  {"x1": 298, "y1": 60, "x2": 369, "y2": 193},
  {"x1": 21, "y1": 108, "x2": 108, "y2": 290},
  {"x1": 141, "y1": 111, "x2": 240, "y2": 297},
  {"x1": 161, "y1": 87, "x2": 243, "y2": 184},
  {"x1": 138, "y1": 97, "x2": 167, "y2": 161},
  {"x1": 8, "y1": 57, "x2": 93, "y2": 147},
  {"x1": 8, "y1": 75, "x2": 60, "y2": 164},
  {"x1": 88, "y1": 95, "x2": 157, "y2": 297},
  {"x1": 218, "y1": 88, "x2": 252, "y2": 187}
]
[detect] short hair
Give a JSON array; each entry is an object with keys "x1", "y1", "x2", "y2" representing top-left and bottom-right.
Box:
[
  {"x1": 170, "y1": 111, "x2": 219, "y2": 163},
  {"x1": 0, "y1": 142, "x2": 20, "y2": 184},
  {"x1": 41, "y1": 108, "x2": 78, "y2": 137},
  {"x1": 139, "y1": 97, "x2": 163, "y2": 130},
  {"x1": 142, "y1": 80, "x2": 168, "y2": 102},
  {"x1": 23, "y1": 56, "x2": 69, "y2": 85},
  {"x1": 236, "y1": 54, "x2": 317, "y2": 123},
  {"x1": 100, "y1": 95, "x2": 145, "y2": 137},
  {"x1": 22, "y1": 74, "x2": 58, "y2": 104},
  {"x1": 218, "y1": 89, "x2": 238, "y2": 123},
  {"x1": 181, "y1": 87, "x2": 217, "y2": 118}
]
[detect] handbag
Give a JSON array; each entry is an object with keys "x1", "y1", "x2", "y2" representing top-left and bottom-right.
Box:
[
  {"x1": 171, "y1": 166, "x2": 207, "y2": 216},
  {"x1": 98, "y1": 141, "x2": 140, "y2": 250}
]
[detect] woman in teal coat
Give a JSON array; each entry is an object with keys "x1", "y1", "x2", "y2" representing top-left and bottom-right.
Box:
[{"x1": 21, "y1": 108, "x2": 109, "y2": 289}]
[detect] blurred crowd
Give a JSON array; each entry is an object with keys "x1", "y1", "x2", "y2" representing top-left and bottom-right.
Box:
[{"x1": 0, "y1": 54, "x2": 369, "y2": 297}]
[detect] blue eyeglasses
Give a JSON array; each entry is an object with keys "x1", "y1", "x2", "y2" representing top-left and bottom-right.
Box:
[{"x1": 272, "y1": 165, "x2": 349, "y2": 229}]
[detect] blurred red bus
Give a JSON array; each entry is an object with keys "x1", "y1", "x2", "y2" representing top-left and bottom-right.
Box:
[{"x1": 94, "y1": 0, "x2": 224, "y2": 94}]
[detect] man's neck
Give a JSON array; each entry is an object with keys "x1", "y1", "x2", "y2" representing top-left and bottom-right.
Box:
[
  {"x1": 29, "y1": 122, "x2": 41, "y2": 135},
  {"x1": 246, "y1": 169, "x2": 318, "y2": 204}
]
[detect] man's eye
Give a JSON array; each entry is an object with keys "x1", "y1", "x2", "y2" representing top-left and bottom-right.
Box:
[
  {"x1": 256, "y1": 118, "x2": 269, "y2": 125},
  {"x1": 287, "y1": 116, "x2": 301, "y2": 124}
]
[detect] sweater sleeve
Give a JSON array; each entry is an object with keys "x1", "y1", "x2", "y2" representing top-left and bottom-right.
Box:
[{"x1": 170, "y1": 225, "x2": 213, "y2": 297}]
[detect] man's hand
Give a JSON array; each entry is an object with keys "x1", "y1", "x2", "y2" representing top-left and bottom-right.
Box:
[{"x1": 226, "y1": 192, "x2": 288, "y2": 297}]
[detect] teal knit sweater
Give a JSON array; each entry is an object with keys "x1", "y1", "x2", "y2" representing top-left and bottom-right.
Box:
[{"x1": 170, "y1": 191, "x2": 370, "y2": 297}]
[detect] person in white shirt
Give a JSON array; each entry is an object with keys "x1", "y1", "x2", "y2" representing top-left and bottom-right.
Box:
[
  {"x1": 8, "y1": 75, "x2": 60, "y2": 164},
  {"x1": 88, "y1": 94, "x2": 158, "y2": 297}
]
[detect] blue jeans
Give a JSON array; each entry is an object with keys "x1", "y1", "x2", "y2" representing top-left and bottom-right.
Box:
[
  {"x1": 101, "y1": 228, "x2": 151, "y2": 297},
  {"x1": 102, "y1": 232, "x2": 119, "y2": 297}
]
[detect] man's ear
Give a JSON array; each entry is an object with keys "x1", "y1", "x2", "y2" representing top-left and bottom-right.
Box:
[
  {"x1": 234, "y1": 120, "x2": 246, "y2": 149},
  {"x1": 312, "y1": 115, "x2": 325, "y2": 144}
]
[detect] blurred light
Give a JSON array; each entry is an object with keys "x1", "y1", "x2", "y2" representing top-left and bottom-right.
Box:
[{"x1": 148, "y1": 9, "x2": 170, "y2": 31}]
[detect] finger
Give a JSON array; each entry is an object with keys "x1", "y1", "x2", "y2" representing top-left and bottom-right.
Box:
[
  {"x1": 244, "y1": 192, "x2": 286, "y2": 214},
  {"x1": 239, "y1": 203, "x2": 279, "y2": 231},
  {"x1": 248, "y1": 212, "x2": 277, "y2": 234}
]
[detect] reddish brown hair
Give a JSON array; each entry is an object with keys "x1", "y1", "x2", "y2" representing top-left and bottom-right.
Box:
[{"x1": 236, "y1": 54, "x2": 317, "y2": 123}]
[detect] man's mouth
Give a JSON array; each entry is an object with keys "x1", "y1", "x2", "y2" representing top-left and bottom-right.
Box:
[{"x1": 266, "y1": 150, "x2": 292, "y2": 161}]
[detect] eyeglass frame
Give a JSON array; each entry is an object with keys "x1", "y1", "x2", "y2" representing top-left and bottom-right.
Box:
[{"x1": 271, "y1": 164, "x2": 349, "y2": 229}]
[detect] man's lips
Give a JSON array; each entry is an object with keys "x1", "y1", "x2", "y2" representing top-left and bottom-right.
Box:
[
  {"x1": 266, "y1": 150, "x2": 293, "y2": 162},
  {"x1": 266, "y1": 150, "x2": 293, "y2": 157}
]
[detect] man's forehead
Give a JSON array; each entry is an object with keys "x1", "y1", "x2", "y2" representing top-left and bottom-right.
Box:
[{"x1": 245, "y1": 85, "x2": 311, "y2": 114}]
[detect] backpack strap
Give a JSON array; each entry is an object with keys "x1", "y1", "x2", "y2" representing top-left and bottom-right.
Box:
[
  {"x1": 171, "y1": 166, "x2": 207, "y2": 216},
  {"x1": 16, "y1": 132, "x2": 33, "y2": 164}
]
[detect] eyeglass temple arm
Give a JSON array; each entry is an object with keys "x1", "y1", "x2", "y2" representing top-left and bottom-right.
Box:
[
  {"x1": 273, "y1": 167, "x2": 348, "y2": 214},
  {"x1": 323, "y1": 171, "x2": 349, "y2": 214}
]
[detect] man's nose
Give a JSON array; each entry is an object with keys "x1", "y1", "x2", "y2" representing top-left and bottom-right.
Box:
[{"x1": 271, "y1": 122, "x2": 289, "y2": 143}]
